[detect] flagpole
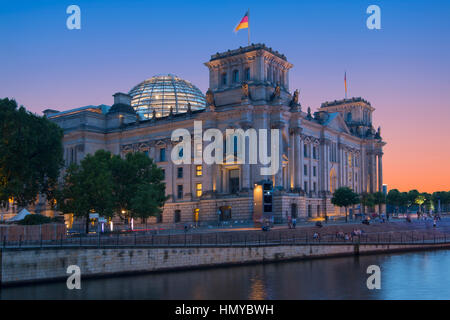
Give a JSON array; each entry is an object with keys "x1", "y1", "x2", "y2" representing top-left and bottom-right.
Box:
[
  {"x1": 344, "y1": 71, "x2": 347, "y2": 99},
  {"x1": 247, "y1": 9, "x2": 250, "y2": 46}
]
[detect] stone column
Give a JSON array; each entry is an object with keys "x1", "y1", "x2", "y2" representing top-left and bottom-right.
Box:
[
  {"x1": 324, "y1": 141, "x2": 329, "y2": 193},
  {"x1": 294, "y1": 131, "x2": 302, "y2": 189},
  {"x1": 378, "y1": 152, "x2": 383, "y2": 192},
  {"x1": 309, "y1": 144, "x2": 313, "y2": 195},
  {"x1": 288, "y1": 130, "x2": 295, "y2": 189},
  {"x1": 271, "y1": 122, "x2": 284, "y2": 188},
  {"x1": 242, "y1": 126, "x2": 251, "y2": 191}
]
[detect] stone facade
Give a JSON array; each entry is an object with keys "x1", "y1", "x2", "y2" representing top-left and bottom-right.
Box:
[{"x1": 46, "y1": 43, "x2": 385, "y2": 225}]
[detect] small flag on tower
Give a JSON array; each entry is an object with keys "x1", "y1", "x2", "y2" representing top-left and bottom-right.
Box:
[{"x1": 234, "y1": 11, "x2": 249, "y2": 33}]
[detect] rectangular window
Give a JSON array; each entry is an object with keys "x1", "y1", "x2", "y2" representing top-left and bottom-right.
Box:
[
  {"x1": 159, "y1": 148, "x2": 166, "y2": 162},
  {"x1": 233, "y1": 70, "x2": 239, "y2": 83},
  {"x1": 304, "y1": 145, "x2": 308, "y2": 158},
  {"x1": 196, "y1": 183, "x2": 202, "y2": 197},
  {"x1": 304, "y1": 165, "x2": 308, "y2": 176},
  {"x1": 245, "y1": 67, "x2": 250, "y2": 81},
  {"x1": 313, "y1": 146, "x2": 317, "y2": 159},
  {"x1": 313, "y1": 166, "x2": 316, "y2": 177},
  {"x1": 177, "y1": 185, "x2": 183, "y2": 199},
  {"x1": 313, "y1": 182, "x2": 317, "y2": 192},
  {"x1": 177, "y1": 167, "x2": 183, "y2": 179},
  {"x1": 304, "y1": 182, "x2": 308, "y2": 193},
  {"x1": 196, "y1": 165, "x2": 202, "y2": 176},
  {"x1": 221, "y1": 73, "x2": 227, "y2": 86}
]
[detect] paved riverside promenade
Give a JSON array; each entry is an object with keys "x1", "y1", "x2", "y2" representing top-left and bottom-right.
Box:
[{"x1": 2, "y1": 216, "x2": 450, "y2": 248}]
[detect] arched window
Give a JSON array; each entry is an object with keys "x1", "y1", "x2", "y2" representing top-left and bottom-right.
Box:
[
  {"x1": 330, "y1": 168, "x2": 337, "y2": 193},
  {"x1": 233, "y1": 70, "x2": 239, "y2": 83}
]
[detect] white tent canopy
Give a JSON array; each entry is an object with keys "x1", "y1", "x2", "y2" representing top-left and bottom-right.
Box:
[{"x1": 7, "y1": 208, "x2": 31, "y2": 222}]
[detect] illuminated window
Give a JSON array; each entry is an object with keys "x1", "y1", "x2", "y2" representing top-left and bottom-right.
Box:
[
  {"x1": 196, "y1": 165, "x2": 202, "y2": 176},
  {"x1": 196, "y1": 183, "x2": 202, "y2": 197},
  {"x1": 194, "y1": 208, "x2": 199, "y2": 222}
]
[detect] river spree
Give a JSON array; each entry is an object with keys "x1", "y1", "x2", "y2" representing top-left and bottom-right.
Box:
[{"x1": 2, "y1": 249, "x2": 450, "y2": 300}]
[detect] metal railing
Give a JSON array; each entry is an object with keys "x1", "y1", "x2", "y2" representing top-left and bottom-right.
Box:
[{"x1": 2, "y1": 229, "x2": 450, "y2": 249}]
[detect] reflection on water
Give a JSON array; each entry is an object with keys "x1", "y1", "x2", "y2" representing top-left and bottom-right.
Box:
[{"x1": 2, "y1": 249, "x2": 450, "y2": 300}]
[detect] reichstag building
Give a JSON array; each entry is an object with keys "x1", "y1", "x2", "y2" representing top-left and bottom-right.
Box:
[{"x1": 45, "y1": 43, "x2": 386, "y2": 225}]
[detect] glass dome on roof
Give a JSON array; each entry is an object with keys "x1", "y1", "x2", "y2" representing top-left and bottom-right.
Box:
[{"x1": 129, "y1": 74, "x2": 206, "y2": 119}]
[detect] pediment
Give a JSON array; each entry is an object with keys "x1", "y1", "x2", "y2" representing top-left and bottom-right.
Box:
[{"x1": 323, "y1": 112, "x2": 350, "y2": 134}]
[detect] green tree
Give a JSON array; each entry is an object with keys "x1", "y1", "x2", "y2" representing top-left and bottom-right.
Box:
[
  {"x1": 57, "y1": 150, "x2": 115, "y2": 233},
  {"x1": 57, "y1": 150, "x2": 167, "y2": 232},
  {"x1": 387, "y1": 189, "x2": 402, "y2": 214},
  {"x1": 360, "y1": 192, "x2": 375, "y2": 216},
  {"x1": 0, "y1": 98, "x2": 63, "y2": 207},
  {"x1": 373, "y1": 191, "x2": 386, "y2": 216},
  {"x1": 407, "y1": 190, "x2": 420, "y2": 210},
  {"x1": 331, "y1": 187, "x2": 360, "y2": 222},
  {"x1": 111, "y1": 152, "x2": 166, "y2": 225},
  {"x1": 399, "y1": 192, "x2": 409, "y2": 213},
  {"x1": 415, "y1": 194, "x2": 426, "y2": 214},
  {"x1": 432, "y1": 191, "x2": 450, "y2": 213}
]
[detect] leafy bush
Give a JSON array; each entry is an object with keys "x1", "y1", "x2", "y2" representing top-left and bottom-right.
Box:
[{"x1": 17, "y1": 214, "x2": 53, "y2": 225}]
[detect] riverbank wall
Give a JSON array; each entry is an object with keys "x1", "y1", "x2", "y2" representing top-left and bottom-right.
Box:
[{"x1": 2, "y1": 242, "x2": 450, "y2": 286}]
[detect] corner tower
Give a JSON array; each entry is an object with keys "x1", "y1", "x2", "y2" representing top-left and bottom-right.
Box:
[{"x1": 204, "y1": 44, "x2": 293, "y2": 107}]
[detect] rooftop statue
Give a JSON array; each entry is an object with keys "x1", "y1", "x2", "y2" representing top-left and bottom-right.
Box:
[
  {"x1": 271, "y1": 83, "x2": 281, "y2": 101},
  {"x1": 306, "y1": 107, "x2": 313, "y2": 120},
  {"x1": 241, "y1": 82, "x2": 249, "y2": 99},
  {"x1": 292, "y1": 89, "x2": 299, "y2": 104},
  {"x1": 206, "y1": 88, "x2": 215, "y2": 106}
]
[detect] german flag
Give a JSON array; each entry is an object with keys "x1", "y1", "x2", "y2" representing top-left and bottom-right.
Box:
[{"x1": 234, "y1": 11, "x2": 249, "y2": 33}]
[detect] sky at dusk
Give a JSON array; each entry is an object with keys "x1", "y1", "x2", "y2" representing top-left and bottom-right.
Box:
[{"x1": 1, "y1": 0, "x2": 449, "y2": 193}]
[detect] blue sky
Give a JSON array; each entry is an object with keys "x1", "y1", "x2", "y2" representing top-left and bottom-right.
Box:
[{"x1": 1, "y1": 0, "x2": 450, "y2": 191}]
